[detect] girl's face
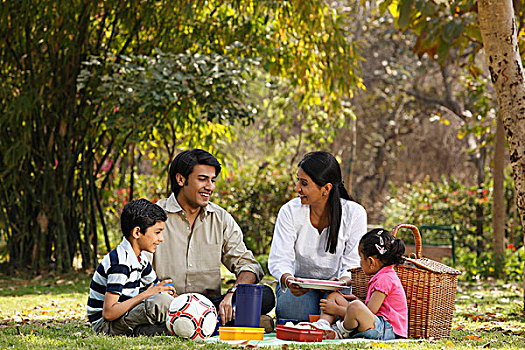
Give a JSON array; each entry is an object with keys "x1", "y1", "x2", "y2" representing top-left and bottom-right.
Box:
[
  {"x1": 359, "y1": 246, "x2": 382, "y2": 275},
  {"x1": 294, "y1": 167, "x2": 327, "y2": 206}
]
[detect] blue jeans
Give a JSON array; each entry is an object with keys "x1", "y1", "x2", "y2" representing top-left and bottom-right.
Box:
[
  {"x1": 351, "y1": 315, "x2": 396, "y2": 340},
  {"x1": 275, "y1": 284, "x2": 328, "y2": 322}
]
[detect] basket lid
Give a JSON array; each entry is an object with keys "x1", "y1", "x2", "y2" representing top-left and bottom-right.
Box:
[{"x1": 403, "y1": 257, "x2": 461, "y2": 275}]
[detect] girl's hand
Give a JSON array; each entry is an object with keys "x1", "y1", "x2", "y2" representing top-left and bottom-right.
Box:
[{"x1": 320, "y1": 298, "x2": 340, "y2": 315}]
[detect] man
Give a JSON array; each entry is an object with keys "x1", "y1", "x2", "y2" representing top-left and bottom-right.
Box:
[{"x1": 150, "y1": 149, "x2": 275, "y2": 329}]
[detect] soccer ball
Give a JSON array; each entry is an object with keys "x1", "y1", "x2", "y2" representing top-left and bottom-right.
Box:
[{"x1": 166, "y1": 293, "x2": 218, "y2": 340}]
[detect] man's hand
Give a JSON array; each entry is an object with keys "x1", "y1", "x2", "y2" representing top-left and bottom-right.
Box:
[{"x1": 218, "y1": 292, "x2": 235, "y2": 325}]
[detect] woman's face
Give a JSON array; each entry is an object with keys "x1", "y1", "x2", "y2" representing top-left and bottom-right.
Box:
[{"x1": 294, "y1": 167, "x2": 325, "y2": 206}]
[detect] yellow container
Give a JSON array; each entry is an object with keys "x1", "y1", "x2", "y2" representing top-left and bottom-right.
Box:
[{"x1": 219, "y1": 327, "x2": 265, "y2": 341}]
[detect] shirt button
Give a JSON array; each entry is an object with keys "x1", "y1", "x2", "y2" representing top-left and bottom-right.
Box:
[{"x1": 189, "y1": 264, "x2": 192, "y2": 267}]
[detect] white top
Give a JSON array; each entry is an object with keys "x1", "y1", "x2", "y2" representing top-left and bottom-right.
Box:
[{"x1": 268, "y1": 197, "x2": 367, "y2": 281}]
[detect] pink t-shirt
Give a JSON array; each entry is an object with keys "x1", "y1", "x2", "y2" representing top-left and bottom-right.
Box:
[{"x1": 365, "y1": 265, "x2": 408, "y2": 338}]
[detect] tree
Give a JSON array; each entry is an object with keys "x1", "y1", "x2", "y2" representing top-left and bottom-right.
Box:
[
  {"x1": 478, "y1": 0, "x2": 525, "y2": 307},
  {"x1": 0, "y1": 0, "x2": 362, "y2": 272},
  {"x1": 380, "y1": 0, "x2": 524, "y2": 304}
]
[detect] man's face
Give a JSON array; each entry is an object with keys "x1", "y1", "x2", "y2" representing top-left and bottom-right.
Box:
[{"x1": 177, "y1": 164, "x2": 217, "y2": 209}]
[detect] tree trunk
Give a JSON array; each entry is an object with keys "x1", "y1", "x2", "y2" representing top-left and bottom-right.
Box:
[
  {"x1": 475, "y1": 148, "x2": 486, "y2": 260},
  {"x1": 478, "y1": 0, "x2": 525, "y2": 310},
  {"x1": 493, "y1": 112, "x2": 506, "y2": 277}
]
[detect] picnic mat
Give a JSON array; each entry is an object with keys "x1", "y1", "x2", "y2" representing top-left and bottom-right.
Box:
[{"x1": 204, "y1": 332, "x2": 413, "y2": 347}]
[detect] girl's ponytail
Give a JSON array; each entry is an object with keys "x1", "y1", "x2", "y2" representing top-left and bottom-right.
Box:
[{"x1": 360, "y1": 228, "x2": 406, "y2": 266}]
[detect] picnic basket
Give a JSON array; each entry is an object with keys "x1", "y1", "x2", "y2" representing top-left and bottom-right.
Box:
[{"x1": 349, "y1": 224, "x2": 461, "y2": 339}]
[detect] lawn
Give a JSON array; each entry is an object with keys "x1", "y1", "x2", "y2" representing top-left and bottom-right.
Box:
[{"x1": 0, "y1": 271, "x2": 523, "y2": 349}]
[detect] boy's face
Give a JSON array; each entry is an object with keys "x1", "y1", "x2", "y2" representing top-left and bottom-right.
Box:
[
  {"x1": 137, "y1": 221, "x2": 165, "y2": 253},
  {"x1": 176, "y1": 164, "x2": 217, "y2": 209}
]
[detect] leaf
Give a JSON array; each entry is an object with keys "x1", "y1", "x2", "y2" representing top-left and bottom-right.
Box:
[
  {"x1": 398, "y1": 0, "x2": 414, "y2": 29},
  {"x1": 463, "y1": 335, "x2": 482, "y2": 340}
]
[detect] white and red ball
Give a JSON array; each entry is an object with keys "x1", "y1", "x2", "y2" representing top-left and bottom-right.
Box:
[{"x1": 166, "y1": 293, "x2": 217, "y2": 340}]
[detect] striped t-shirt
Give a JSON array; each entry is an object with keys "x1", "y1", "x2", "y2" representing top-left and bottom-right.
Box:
[{"x1": 86, "y1": 238, "x2": 159, "y2": 323}]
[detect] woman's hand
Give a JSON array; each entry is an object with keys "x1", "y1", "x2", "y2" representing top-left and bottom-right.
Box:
[{"x1": 281, "y1": 274, "x2": 311, "y2": 297}]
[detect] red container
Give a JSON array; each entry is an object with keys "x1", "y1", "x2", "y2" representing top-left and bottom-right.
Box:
[{"x1": 275, "y1": 325, "x2": 324, "y2": 342}]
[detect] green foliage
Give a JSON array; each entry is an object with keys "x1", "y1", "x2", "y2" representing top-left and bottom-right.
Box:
[
  {"x1": 384, "y1": 173, "x2": 523, "y2": 280},
  {"x1": 505, "y1": 245, "x2": 525, "y2": 282},
  {"x1": 455, "y1": 245, "x2": 524, "y2": 282},
  {"x1": 214, "y1": 165, "x2": 295, "y2": 257},
  {"x1": 386, "y1": 0, "x2": 481, "y2": 66},
  {"x1": 0, "y1": 0, "x2": 363, "y2": 272}
]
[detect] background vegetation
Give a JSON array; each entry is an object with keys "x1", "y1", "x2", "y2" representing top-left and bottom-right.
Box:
[{"x1": 0, "y1": 0, "x2": 523, "y2": 284}]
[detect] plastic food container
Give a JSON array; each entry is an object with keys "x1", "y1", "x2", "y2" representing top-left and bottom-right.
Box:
[
  {"x1": 275, "y1": 324, "x2": 324, "y2": 342},
  {"x1": 219, "y1": 327, "x2": 265, "y2": 341},
  {"x1": 309, "y1": 314, "x2": 320, "y2": 322}
]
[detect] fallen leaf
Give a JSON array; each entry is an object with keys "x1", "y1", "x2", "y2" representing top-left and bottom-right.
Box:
[{"x1": 463, "y1": 335, "x2": 482, "y2": 341}]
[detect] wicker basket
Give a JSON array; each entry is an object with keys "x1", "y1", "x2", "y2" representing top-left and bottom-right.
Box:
[{"x1": 349, "y1": 224, "x2": 461, "y2": 339}]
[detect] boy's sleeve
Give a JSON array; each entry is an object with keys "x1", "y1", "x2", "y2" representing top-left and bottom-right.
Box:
[{"x1": 106, "y1": 264, "x2": 131, "y2": 295}]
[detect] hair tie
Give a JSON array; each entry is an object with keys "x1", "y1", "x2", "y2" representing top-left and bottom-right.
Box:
[
  {"x1": 375, "y1": 244, "x2": 387, "y2": 255},
  {"x1": 375, "y1": 230, "x2": 387, "y2": 254}
]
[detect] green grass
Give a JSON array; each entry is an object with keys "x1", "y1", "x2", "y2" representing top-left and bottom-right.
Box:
[{"x1": 0, "y1": 271, "x2": 524, "y2": 349}]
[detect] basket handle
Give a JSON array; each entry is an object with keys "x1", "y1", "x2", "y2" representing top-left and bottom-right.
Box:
[{"x1": 391, "y1": 224, "x2": 422, "y2": 259}]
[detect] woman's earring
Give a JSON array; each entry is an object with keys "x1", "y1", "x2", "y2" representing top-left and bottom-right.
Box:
[{"x1": 322, "y1": 192, "x2": 327, "y2": 196}]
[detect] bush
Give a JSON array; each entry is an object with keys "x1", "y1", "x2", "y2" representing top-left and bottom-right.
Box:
[
  {"x1": 214, "y1": 165, "x2": 295, "y2": 256},
  {"x1": 384, "y1": 175, "x2": 523, "y2": 281}
]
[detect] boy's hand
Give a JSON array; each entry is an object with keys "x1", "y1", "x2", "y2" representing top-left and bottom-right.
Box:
[{"x1": 149, "y1": 279, "x2": 177, "y2": 296}]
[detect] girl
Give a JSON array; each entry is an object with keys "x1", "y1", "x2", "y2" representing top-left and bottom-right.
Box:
[{"x1": 309, "y1": 228, "x2": 407, "y2": 340}]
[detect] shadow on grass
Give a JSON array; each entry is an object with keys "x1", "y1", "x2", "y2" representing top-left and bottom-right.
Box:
[{"x1": 0, "y1": 270, "x2": 91, "y2": 297}]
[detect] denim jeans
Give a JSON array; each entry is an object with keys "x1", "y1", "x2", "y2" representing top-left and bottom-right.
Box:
[
  {"x1": 350, "y1": 315, "x2": 396, "y2": 340},
  {"x1": 275, "y1": 284, "x2": 328, "y2": 322}
]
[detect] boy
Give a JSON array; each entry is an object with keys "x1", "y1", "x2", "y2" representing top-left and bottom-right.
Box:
[{"x1": 87, "y1": 198, "x2": 176, "y2": 336}]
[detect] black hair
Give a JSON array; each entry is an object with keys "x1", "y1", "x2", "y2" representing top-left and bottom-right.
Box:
[
  {"x1": 169, "y1": 149, "x2": 222, "y2": 195},
  {"x1": 359, "y1": 228, "x2": 405, "y2": 266},
  {"x1": 120, "y1": 198, "x2": 168, "y2": 238},
  {"x1": 298, "y1": 151, "x2": 357, "y2": 254}
]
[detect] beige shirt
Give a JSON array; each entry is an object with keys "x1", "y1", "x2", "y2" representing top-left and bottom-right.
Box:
[{"x1": 148, "y1": 194, "x2": 263, "y2": 297}]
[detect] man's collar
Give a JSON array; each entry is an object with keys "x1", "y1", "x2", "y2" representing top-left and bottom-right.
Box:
[{"x1": 165, "y1": 193, "x2": 218, "y2": 216}]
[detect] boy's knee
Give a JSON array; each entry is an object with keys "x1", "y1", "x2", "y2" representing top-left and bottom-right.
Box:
[{"x1": 145, "y1": 293, "x2": 174, "y2": 322}]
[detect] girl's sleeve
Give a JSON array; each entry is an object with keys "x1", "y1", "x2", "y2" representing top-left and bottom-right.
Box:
[
  {"x1": 368, "y1": 274, "x2": 394, "y2": 296},
  {"x1": 268, "y1": 203, "x2": 297, "y2": 282},
  {"x1": 339, "y1": 204, "x2": 368, "y2": 278}
]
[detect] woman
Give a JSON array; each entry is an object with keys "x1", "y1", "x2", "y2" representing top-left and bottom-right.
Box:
[{"x1": 268, "y1": 151, "x2": 367, "y2": 322}]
